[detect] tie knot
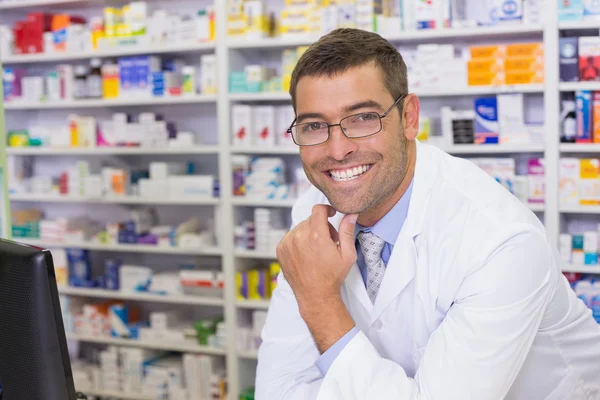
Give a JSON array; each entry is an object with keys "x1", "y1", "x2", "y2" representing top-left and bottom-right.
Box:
[{"x1": 357, "y1": 231, "x2": 385, "y2": 264}]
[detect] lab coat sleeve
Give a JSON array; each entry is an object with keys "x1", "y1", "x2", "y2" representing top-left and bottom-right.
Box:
[
  {"x1": 317, "y1": 229, "x2": 557, "y2": 400},
  {"x1": 255, "y1": 271, "x2": 324, "y2": 399}
]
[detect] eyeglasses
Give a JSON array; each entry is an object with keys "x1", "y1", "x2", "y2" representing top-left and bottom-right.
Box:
[{"x1": 287, "y1": 95, "x2": 406, "y2": 147}]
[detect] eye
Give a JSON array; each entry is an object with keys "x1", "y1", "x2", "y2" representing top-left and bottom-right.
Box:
[
  {"x1": 301, "y1": 122, "x2": 325, "y2": 133},
  {"x1": 356, "y1": 113, "x2": 378, "y2": 122}
]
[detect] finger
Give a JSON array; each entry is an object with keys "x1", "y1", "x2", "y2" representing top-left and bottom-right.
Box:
[
  {"x1": 338, "y1": 213, "x2": 359, "y2": 262},
  {"x1": 310, "y1": 204, "x2": 334, "y2": 238},
  {"x1": 328, "y1": 222, "x2": 339, "y2": 243},
  {"x1": 325, "y1": 204, "x2": 336, "y2": 218}
]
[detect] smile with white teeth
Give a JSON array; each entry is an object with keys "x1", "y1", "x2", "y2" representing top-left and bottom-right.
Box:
[{"x1": 329, "y1": 164, "x2": 372, "y2": 181}]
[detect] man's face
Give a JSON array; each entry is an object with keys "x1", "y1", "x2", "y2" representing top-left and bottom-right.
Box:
[{"x1": 295, "y1": 64, "x2": 410, "y2": 215}]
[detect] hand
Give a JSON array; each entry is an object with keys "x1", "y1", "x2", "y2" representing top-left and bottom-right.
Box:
[{"x1": 276, "y1": 204, "x2": 358, "y2": 314}]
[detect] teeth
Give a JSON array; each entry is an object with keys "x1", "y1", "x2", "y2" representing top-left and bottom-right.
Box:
[{"x1": 330, "y1": 165, "x2": 370, "y2": 182}]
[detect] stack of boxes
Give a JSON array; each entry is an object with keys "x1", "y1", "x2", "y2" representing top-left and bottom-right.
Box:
[
  {"x1": 235, "y1": 207, "x2": 287, "y2": 251},
  {"x1": 232, "y1": 156, "x2": 294, "y2": 200},
  {"x1": 100, "y1": 347, "x2": 122, "y2": 393},
  {"x1": 468, "y1": 42, "x2": 544, "y2": 87},
  {"x1": 405, "y1": 44, "x2": 466, "y2": 91},
  {"x1": 238, "y1": 310, "x2": 268, "y2": 353},
  {"x1": 560, "y1": 231, "x2": 600, "y2": 266},
  {"x1": 560, "y1": 158, "x2": 600, "y2": 207},
  {"x1": 559, "y1": 90, "x2": 600, "y2": 144},
  {"x1": 236, "y1": 262, "x2": 281, "y2": 301},
  {"x1": 559, "y1": 1, "x2": 600, "y2": 22}
]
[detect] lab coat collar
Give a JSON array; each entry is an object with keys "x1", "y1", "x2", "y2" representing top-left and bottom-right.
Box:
[{"x1": 343, "y1": 141, "x2": 439, "y2": 320}]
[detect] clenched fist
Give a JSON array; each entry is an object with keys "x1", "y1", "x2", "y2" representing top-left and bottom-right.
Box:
[{"x1": 276, "y1": 204, "x2": 358, "y2": 316}]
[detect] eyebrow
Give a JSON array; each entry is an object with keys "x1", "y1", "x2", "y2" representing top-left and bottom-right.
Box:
[{"x1": 296, "y1": 100, "x2": 385, "y2": 124}]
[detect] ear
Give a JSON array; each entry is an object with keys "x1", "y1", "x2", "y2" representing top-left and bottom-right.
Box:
[{"x1": 402, "y1": 94, "x2": 420, "y2": 141}]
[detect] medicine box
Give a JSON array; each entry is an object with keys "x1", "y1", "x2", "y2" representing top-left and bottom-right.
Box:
[
  {"x1": 253, "y1": 106, "x2": 276, "y2": 146},
  {"x1": 276, "y1": 105, "x2": 296, "y2": 146},
  {"x1": 506, "y1": 43, "x2": 543, "y2": 58},
  {"x1": 527, "y1": 158, "x2": 545, "y2": 204},
  {"x1": 558, "y1": 0, "x2": 583, "y2": 21},
  {"x1": 576, "y1": 90, "x2": 593, "y2": 143},
  {"x1": 467, "y1": 71, "x2": 505, "y2": 86},
  {"x1": 470, "y1": 45, "x2": 506, "y2": 60},
  {"x1": 232, "y1": 105, "x2": 252, "y2": 146},
  {"x1": 560, "y1": 38, "x2": 579, "y2": 82},
  {"x1": 559, "y1": 234, "x2": 572, "y2": 263},
  {"x1": 584, "y1": 0, "x2": 600, "y2": 20},
  {"x1": 578, "y1": 37, "x2": 600, "y2": 81},
  {"x1": 579, "y1": 158, "x2": 600, "y2": 205},
  {"x1": 168, "y1": 175, "x2": 214, "y2": 198},
  {"x1": 497, "y1": 93, "x2": 524, "y2": 143},
  {"x1": 560, "y1": 158, "x2": 580, "y2": 206},
  {"x1": 474, "y1": 96, "x2": 499, "y2": 144},
  {"x1": 505, "y1": 70, "x2": 544, "y2": 85}
]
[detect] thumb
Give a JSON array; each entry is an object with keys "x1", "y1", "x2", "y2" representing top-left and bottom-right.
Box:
[{"x1": 338, "y1": 213, "x2": 359, "y2": 262}]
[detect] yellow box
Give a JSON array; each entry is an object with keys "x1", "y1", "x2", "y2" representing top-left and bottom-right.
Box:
[
  {"x1": 504, "y1": 56, "x2": 544, "y2": 72},
  {"x1": 236, "y1": 271, "x2": 247, "y2": 299},
  {"x1": 227, "y1": 14, "x2": 248, "y2": 37},
  {"x1": 579, "y1": 159, "x2": 600, "y2": 205},
  {"x1": 467, "y1": 59, "x2": 504, "y2": 75},
  {"x1": 505, "y1": 70, "x2": 544, "y2": 85},
  {"x1": 269, "y1": 262, "x2": 281, "y2": 297},
  {"x1": 506, "y1": 42, "x2": 543, "y2": 58},
  {"x1": 470, "y1": 45, "x2": 506, "y2": 59},
  {"x1": 467, "y1": 71, "x2": 505, "y2": 86}
]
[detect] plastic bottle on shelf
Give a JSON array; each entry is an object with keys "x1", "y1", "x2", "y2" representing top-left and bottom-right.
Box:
[
  {"x1": 74, "y1": 65, "x2": 88, "y2": 99},
  {"x1": 87, "y1": 59, "x2": 103, "y2": 99}
]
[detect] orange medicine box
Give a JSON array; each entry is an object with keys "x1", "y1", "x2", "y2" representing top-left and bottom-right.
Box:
[
  {"x1": 470, "y1": 45, "x2": 506, "y2": 59},
  {"x1": 468, "y1": 71, "x2": 505, "y2": 86},
  {"x1": 467, "y1": 59, "x2": 504, "y2": 74},
  {"x1": 506, "y1": 43, "x2": 544, "y2": 58},
  {"x1": 505, "y1": 70, "x2": 544, "y2": 85},
  {"x1": 504, "y1": 56, "x2": 544, "y2": 73}
]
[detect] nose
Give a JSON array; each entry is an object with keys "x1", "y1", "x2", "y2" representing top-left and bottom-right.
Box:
[{"x1": 327, "y1": 125, "x2": 358, "y2": 161}]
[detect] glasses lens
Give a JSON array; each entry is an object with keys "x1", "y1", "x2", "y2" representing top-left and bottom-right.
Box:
[
  {"x1": 291, "y1": 122, "x2": 329, "y2": 145},
  {"x1": 341, "y1": 112, "x2": 382, "y2": 137}
]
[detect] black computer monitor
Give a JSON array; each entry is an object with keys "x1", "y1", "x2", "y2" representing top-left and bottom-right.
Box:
[{"x1": 0, "y1": 238, "x2": 78, "y2": 400}]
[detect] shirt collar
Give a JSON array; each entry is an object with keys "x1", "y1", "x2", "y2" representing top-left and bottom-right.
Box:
[{"x1": 354, "y1": 179, "x2": 414, "y2": 246}]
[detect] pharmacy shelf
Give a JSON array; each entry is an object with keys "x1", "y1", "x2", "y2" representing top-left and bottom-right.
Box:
[
  {"x1": 226, "y1": 25, "x2": 544, "y2": 49},
  {"x1": 560, "y1": 205, "x2": 600, "y2": 214},
  {"x1": 66, "y1": 333, "x2": 227, "y2": 355},
  {"x1": 527, "y1": 203, "x2": 545, "y2": 213},
  {"x1": 231, "y1": 197, "x2": 296, "y2": 208},
  {"x1": 558, "y1": 20, "x2": 600, "y2": 30},
  {"x1": 234, "y1": 249, "x2": 277, "y2": 259},
  {"x1": 386, "y1": 24, "x2": 544, "y2": 42},
  {"x1": 416, "y1": 84, "x2": 545, "y2": 97},
  {"x1": 559, "y1": 82, "x2": 600, "y2": 92},
  {"x1": 4, "y1": 95, "x2": 216, "y2": 110},
  {"x1": 559, "y1": 143, "x2": 600, "y2": 153},
  {"x1": 228, "y1": 86, "x2": 544, "y2": 102},
  {"x1": 235, "y1": 299, "x2": 270, "y2": 310},
  {"x1": 82, "y1": 390, "x2": 153, "y2": 400},
  {"x1": 10, "y1": 193, "x2": 220, "y2": 206},
  {"x1": 230, "y1": 146, "x2": 298, "y2": 155},
  {"x1": 3, "y1": 42, "x2": 214, "y2": 64},
  {"x1": 228, "y1": 92, "x2": 291, "y2": 102},
  {"x1": 6, "y1": 146, "x2": 220, "y2": 156},
  {"x1": 441, "y1": 143, "x2": 545, "y2": 154},
  {"x1": 237, "y1": 350, "x2": 259, "y2": 360},
  {"x1": 58, "y1": 286, "x2": 225, "y2": 306},
  {"x1": 562, "y1": 264, "x2": 600, "y2": 274},
  {"x1": 23, "y1": 238, "x2": 223, "y2": 256}
]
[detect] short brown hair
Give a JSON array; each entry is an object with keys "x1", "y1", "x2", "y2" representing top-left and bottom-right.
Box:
[{"x1": 289, "y1": 28, "x2": 408, "y2": 110}]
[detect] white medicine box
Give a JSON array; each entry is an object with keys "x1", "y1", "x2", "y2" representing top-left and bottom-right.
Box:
[
  {"x1": 252, "y1": 106, "x2": 276, "y2": 146},
  {"x1": 232, "y1": 105, "x2": 253, "y2": 146}
]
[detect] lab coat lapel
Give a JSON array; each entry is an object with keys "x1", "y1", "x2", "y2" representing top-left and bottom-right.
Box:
[{"x1": 370, "y1": 141, "x2": 438, "y2": 324}]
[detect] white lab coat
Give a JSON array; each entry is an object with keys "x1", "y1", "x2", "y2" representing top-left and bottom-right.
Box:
[{"x1": 256, "y1": 141, "x2": 600, "y2": 400}]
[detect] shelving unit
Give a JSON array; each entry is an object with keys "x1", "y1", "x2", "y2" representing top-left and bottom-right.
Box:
[
  {"x1": 3, "y1": 42, "x2": 214, "y2": 64},
  {"x1": 562, "y1": 264, "x2": 600, "y2": 274},
  {"x1": 65, "y1": 333, "x2": 227, "y2": 355},
  {"x1": 24, "y1": 238, "x2": 223, "y2": 256},
  {"x1": 10, "y1": 193, "x2": 220, "y2": 205},
  {"x1": 6, "y1": 146, "x2": 220, "y2": 155},
  {"x1": 559, "y1": 143, "x2": 600, "y2": 153},
  {"x1": 58, "y1": 285, "x2": 225, "y2": 306},
  {"x1": 0, "y1": 0, "x2": 567, "y2": 398},
  {"x1": 82, "y1": 390, "x2": 153, "y2": 400},
  {"x1": 4, "y1": 94, "x2": 216, "y2": 110}
]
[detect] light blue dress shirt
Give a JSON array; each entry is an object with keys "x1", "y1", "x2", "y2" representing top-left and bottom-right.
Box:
[{"x1": 315, "y1": 180, "x2": 413, "y2": 376}]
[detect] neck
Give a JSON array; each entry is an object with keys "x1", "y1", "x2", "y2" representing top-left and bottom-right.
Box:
[{"x1": 357, "y1": 140, "x2": 416, "y2": 227}]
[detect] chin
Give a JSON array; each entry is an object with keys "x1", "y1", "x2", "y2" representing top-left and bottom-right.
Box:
[{"x1": 326, "y1": 198, "x2": 368, "y2": 215}]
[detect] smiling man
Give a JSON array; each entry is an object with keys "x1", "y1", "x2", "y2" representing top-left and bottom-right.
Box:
[{"x1": 255, "y1": 29, "x2": 600, "y2": 400}]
